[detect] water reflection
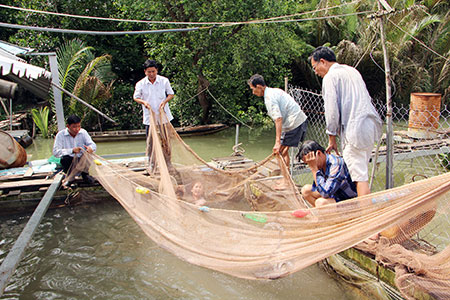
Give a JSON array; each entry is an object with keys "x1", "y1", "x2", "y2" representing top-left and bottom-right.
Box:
[
  {"x1": 27, "y1": 127, "x2": 277, "y2": 162},
  {"x1": 1, "y1": 202, "x2": 356, "y2": 300}
]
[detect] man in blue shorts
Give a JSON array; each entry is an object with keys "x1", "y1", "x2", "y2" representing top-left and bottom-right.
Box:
[
  {"x1": 298, "y1": 140, "x2": 357, "y2": 207},
  {"x1": 248, "y1": 74, "x2": 307, "y2": 188}
]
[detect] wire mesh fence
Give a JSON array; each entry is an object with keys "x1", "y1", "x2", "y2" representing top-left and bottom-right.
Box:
[
  {"x1": 288, "y1": 84, "x2": 450, "y2": 248},
  {"x1": 288, "y1": 84, "x2": 450, "y2": 192}
]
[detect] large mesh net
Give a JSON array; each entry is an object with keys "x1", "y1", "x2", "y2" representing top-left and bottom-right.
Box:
[{"x1": 68, "y1": 110, "x2": 450, "y2": 298}]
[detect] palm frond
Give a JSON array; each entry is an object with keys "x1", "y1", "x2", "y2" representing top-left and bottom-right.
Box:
[
  {"x1": 31, "y1": 106, "x2": 50, "y2": 138},
  {"x1": 403, "y1": 15, "x2": 441, "y2": 43},
  {"x1": 56, "y1": 39, "x2": 94, "y2": 91}
]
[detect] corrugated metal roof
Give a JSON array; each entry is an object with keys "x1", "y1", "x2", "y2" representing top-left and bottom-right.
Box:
[{"x1": 0, "y1": 41, "x2": 51, "y2": 99}]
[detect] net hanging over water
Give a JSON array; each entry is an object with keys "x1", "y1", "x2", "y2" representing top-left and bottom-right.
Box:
[{"x1": 69, "y1": 111, "x2": 450, "y2": 299}]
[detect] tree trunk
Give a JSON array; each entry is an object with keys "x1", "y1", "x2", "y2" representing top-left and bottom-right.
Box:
[{"x1": 197, "y1": 73, "x2": 210, "y2": 124}]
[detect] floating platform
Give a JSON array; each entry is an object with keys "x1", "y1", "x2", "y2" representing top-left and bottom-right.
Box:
[{"x1": 0, "y1": 153, "x2": 257, "y2": 215}]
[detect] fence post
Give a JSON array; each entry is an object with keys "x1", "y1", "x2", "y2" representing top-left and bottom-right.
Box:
[{"x1": 378, "y1": 1, "x2": 394, "y2": 189}]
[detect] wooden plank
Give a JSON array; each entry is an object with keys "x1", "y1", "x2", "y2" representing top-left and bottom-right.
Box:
[
  {"x1": 23, "y1": 168, "x2": 34, "y2": 178},
  {"x1": 7, "y1": 190, "x2": 21, "y2": 196},
  {"x1": 0, "y1": 178, "x2": 53, "y2": 189}
]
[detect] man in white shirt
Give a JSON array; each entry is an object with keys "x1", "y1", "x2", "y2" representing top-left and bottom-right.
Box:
[
  {"x1": 133, "y1": 59, "x2": 175, "y2": 135},
  {"x1": 134, "y1": 59, "x2": 175, "y2": 171},
  {"x1": 248, "y1": 74, "x2": 308, "y2": 188},
  {"x1": 53, "y1": 114, "x2": 96, "y2": 184},
  {"x1": 309, "y1": 46, "x2": 382, "y2": 196}
]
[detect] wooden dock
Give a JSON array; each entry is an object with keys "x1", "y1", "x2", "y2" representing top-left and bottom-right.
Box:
[{"x1": 0, "y1": 153, "x2": 258, "y2": 215}]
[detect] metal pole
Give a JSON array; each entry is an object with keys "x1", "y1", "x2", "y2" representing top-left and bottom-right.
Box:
[
  {"x1": 0, "y1": 173, "x2": 63, "y2": 296},
  {"x1": 48, "y1": 53, "x2": 65, "y2": 131},
  {"x1": 378, "y1": 1, "x2": 394, "y2": 189},
  {"x1": 9, "y1": 97, "x2": 12, "y2": 131},
  {"x1": 51, "y1": 83, "x2": 117, "y2": 124},
  {"x1": 235, "y1": 124, "x2": 240, "y2": 147}
]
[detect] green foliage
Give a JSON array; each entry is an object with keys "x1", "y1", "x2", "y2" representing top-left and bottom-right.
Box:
[
  {"x1": 4, "y1": 0, "x2": 449, "y2": 128},
  {"x1": 438, "y1": 153, "x2": 450, "y2": 171},
  {"x1": 31, "y1": 106, "x2": 50, "y2": 138},
  {"x1": 127, "y1": 0, "x2": 309, "y2": 125},
  {"x1": 103, "y1": 82, "x2": 143, "y2": 130},
  {"x1": 57, "y1": 39, "x2": 94, "y2": 92},
  {"x1": 55, "y1": 39, "x2": 116, "y2": 130}
]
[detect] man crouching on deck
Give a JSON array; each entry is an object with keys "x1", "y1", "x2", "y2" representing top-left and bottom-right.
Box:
[
  {"x1": 53, "y1": 114, "x2": 96, "y2": 185},
  {"x1": 299, "y1": 140, "x2": 357, "y2": 207},
  {"x1": 248, "y1": 74, "x2": 307, "y2": 189}
]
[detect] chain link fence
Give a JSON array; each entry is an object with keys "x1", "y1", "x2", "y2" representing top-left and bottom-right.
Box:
[
  {"x1": 288, "y1": 84, "x2": 450, "y2": 192},
  {"x1": 288, "y1": 84, "x2": 450, "y2": 246}
]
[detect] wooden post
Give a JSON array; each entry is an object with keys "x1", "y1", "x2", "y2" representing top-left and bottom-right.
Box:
[
  {"x1": 49, "y1": 53, "x2": 65, "y2": 132},
  {"x1": 377, "y1": 1, "x2": 394, "y2": 189}
]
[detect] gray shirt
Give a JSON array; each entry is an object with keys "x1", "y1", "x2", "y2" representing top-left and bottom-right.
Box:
[
  {"x1": 264, "y1": 87, "x2": 307, "y2": 132},
  {"x1": 322, "y1": 63, "x2": 382, "y2": 149}
]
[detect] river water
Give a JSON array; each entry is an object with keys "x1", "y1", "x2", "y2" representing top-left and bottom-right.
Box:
[{"x1": 1, "y1": 127, "x2": 361, "y2": 299}]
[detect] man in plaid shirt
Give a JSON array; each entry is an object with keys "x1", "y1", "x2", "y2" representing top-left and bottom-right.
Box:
[{"x1": 298, "y1": 140, "x2": 357, "y2": 207}]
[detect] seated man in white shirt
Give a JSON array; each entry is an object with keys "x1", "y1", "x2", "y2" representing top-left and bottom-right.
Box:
[{"x1": 53, "y1": 114, "x2": 97, "y2": 184}]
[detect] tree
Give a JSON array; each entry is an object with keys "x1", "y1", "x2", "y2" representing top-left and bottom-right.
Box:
[
  {"x1": 116, "y1": 0, "x2": 310, "y2": 125},
  {"x1": 56, "y1": 39, "x2": 116, "y2": 130}
]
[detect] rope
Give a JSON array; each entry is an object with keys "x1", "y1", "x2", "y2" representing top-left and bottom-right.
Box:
[
  {"x1": 177, "y1": 86, "x2": 209, "y2": 106},
  {"x1": 0, "y1": 1, "x2": 365, "y2": 26},
  {"x1": 0, "y1": 22, "x2": 202, "y2": 35},
  {"x1": 206, "y1": 88, "x2": 252, "y2": 129},
  {"x1": 175, "y1": 86, "x2": 209, "y2": 126},
  {"x1": 0, "y1": 8, "x2": 375, "y2": 35}
]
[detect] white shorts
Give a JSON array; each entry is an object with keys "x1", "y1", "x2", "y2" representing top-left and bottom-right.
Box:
[{"x1": 342, "y1": 144, "x2": 373, "y2": 182}]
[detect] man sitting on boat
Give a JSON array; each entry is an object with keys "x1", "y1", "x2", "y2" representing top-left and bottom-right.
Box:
[
  {"x1": 298, "y1": 140, "x2": 357, "y2": 207},
  {"x1": 53, "y1": 114, "x2": 96, "y2": 185}
]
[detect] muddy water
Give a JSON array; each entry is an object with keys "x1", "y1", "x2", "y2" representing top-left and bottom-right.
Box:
[{"x1": 1, "y1": 127, "x2": 361, "y2": 299}]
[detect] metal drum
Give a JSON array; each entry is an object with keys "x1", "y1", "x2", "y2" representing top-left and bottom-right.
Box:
[{"x1": 0, "y1": 130, "x2": 27, "y2": 169}]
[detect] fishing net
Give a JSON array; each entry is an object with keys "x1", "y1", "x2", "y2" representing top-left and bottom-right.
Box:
[{"x1": 68, "y1": 110, "x2": 450, "y2": 298}]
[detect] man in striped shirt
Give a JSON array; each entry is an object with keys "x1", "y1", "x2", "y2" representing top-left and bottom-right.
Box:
[{"x1": 298, "y1": 140, "x2": 357, "y2": 207}]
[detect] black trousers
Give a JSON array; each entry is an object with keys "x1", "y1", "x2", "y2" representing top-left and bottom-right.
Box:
[{"x1": 60, "y1": 155, "x2": 88, "y2": 178}]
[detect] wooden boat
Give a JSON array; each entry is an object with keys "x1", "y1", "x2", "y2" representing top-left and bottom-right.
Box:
[
  {"x1": 89, "y1": 124, "x2": 228, "y2": 142},
  {"x1": 6, "y1": 129, "x2": 33, "y2": 148}
]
